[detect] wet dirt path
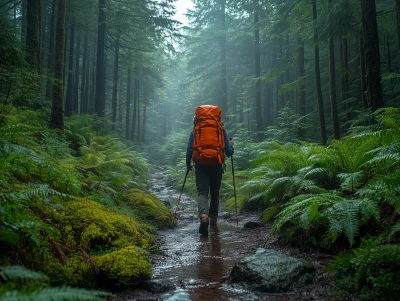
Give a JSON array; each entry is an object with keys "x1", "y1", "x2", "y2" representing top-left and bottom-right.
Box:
[
  {"x1": 149, "y1": 171, "x2": 273, "y2": 300},
  {"x1": 114, "y1": 171, "x2": 333, "y2": 301}
]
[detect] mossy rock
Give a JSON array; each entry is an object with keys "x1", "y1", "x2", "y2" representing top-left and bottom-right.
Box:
[
  {"x1": 41, "y1": 253, "x2": 96, "y2": 287},
  {"x1": 124, "y1": 189, "x2": 176, "y2": 229},
  {"x1": 59, "y1": 198, "x2": 153, "y2": 250},
  {"x1": 95, "y1": 246, "x2": 151, "y2": 287}
]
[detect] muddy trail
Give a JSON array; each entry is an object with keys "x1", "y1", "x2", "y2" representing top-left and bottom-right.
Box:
[{"x1": 114, "y1": 172, "x2": 335, "y2": 301}]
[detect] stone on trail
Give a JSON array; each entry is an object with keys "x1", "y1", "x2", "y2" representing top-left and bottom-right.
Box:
[
  {"x1": 142, "y1": 279, "x2": 175, "y2": 294},
  {"x1": 229, "y1": 248, "x2": 315, "y2": 293},
  {"x1": 243, "y1": 221, "x2": 263, "y2": 229}
]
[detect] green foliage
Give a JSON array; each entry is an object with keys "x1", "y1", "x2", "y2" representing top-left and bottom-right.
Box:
[
  {"x1": 0, "y1": 109, "x2": 163, "y2": 294},
  {"x1": 124, "y1": 189, "x2": 176, "y2": 229},
  {"x1": 0, "y1": 266, "x2": 110, "y2": 301},
  {"x1": 327, "y1": 240, "x2": 400, "y2": 301},
  {"x1": 95, "y1": 246, "x2": 152, "y2": 287}
]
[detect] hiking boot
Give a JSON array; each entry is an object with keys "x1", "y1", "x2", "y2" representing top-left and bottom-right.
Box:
[
  {"x1": 209, "y1": 216, "x2": 218, "y2": 225},
  {"x1": 199, "y1": 214, "x2": 209, "y2": 235}
]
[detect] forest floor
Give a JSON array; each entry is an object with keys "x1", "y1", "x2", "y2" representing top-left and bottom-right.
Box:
[{"x1": 111, "y1": 172, "x2": 338, "y2": 301}]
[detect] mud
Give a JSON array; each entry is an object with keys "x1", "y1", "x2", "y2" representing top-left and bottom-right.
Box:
[{"x1": 112, "y1": 171, "x2": 336, "y2": 301}]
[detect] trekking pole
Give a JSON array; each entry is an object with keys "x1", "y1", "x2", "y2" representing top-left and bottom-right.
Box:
[
  {"x1": 173, "y1": 168, "x2": 190, "y2": 217},
  {"x1": 231, "y1": 154, "x2": 238, "y2": 227}
]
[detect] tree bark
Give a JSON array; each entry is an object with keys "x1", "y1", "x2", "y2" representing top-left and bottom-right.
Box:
[
  {"x1": 26, "y1": 0, "x2": 42, "y2": 74},
  {"x1": 396, "y1": 0, "x2": 400, "y2": 50},
  {"x1": 312, "y1": 0, "x2": 327, "y2": 145},
  {"x1": 95, "y1": 0, "x2": 106, "y2": 117},
  {"x1": 125, "y1": 68, "x2": 131, "y2": 140},
  {"x1": 328, "y1": 35, "x2": 340, "y2": 139},
  {"x1": 65, "y1": 21, "x2": 75, "y2": 117},
  {"x1": 80, "y1": 29, "x2": 88, "y2": 114},
  {"x1": 21, "y1": 0, "x2": 27, "y2": 43},
  {"x1": 111, "y1": 32, "x2": 120, "y2": 129},
  {"x1": 45, "y1": 0, "x2": 56, "y2": 100},
  {"x1": 73, "y1": 26, "x2": 81, "y2": 114},
  {"x1": 219, "y1": 0, "x2": 228, "y2": 114},
  {"x1": 254, "y1": 0, "x2": 262, "y2": 137},
  {"x1": 142, "y1": 104, "x2": 147, "y2": 143},
  {"x1": 131, "y1": 73, "x2": 138, "y2": 141},
  {"x1": 359, "y1": 34, "x2": 367, "y2": 109},
  {"x1": 297, "y1": 35, "x2": 305, "y2": 116},
  {"x1": 49, "y1": 0, "x2": 65, "y2": 132},
  {"x1": 137, "y1": 89, "x2": 140, "y2": 142},
  {"x1": 360, "y1": 0, "x2": 383, "y2": 111}
]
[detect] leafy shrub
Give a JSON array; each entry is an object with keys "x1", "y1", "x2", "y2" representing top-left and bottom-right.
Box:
[{"x1": 326, "y1": 240, "x2": 400, "y2": 301}]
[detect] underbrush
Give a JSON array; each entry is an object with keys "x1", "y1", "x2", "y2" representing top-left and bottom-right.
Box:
[{"x1": 0, "y1": 109, "x2": 176, "y2": 296}]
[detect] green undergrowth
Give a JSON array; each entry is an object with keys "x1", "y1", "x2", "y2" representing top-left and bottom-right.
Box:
[{"x1": 0, "y1": 109, "x2": 176, "y2": 295}]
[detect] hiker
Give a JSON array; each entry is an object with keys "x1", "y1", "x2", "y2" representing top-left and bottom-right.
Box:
[{"x1": 186, "y1": 105, "x2": 234, "y2": 235}]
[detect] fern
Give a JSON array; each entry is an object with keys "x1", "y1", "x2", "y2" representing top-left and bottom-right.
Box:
[
  {"x1": 3, "y1": 184, "x2": 69, "y2": 201},
  {"x1": 0, "y1": 266, "x2": 47, "y2": 281},
  {"x1": 0, "y1": 287, "x2": 110, "y2": 301},
  {"x1": 338, "y1": 171, "x2": 364, "y2": 192}
]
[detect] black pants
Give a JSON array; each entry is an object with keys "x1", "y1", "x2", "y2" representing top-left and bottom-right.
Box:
[{"x1": 195, "y1": 165, "x2": 223, "y2": 218}]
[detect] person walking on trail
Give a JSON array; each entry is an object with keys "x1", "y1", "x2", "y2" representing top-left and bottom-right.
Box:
[{"x1": 186, "y1": 105, "x2": 234, "y2": 236}]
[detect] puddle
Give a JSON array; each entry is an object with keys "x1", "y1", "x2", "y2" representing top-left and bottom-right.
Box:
[{"x1": 114, "y1": 171, "x2": 290, "y2": 300}]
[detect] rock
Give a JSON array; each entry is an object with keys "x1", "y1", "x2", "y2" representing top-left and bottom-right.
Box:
[
  {"x1": 162, "y1": 288, "x2": 190, "y2": 301},
  {"x1": 229, "y1": 248, "x2": 315, "y2": 293},
  {"x1": 218, "y1": 212, "x2": 232, "y2": 219},
  {"x1": 160, "y1": 200, "x2": 171, "y2": 207},
  {"x1": 243, "y1": 221, "x2": 263, "y2": 229},
  {"x1": 142, "y1": 279, "x2": 175, "y2": 294}
]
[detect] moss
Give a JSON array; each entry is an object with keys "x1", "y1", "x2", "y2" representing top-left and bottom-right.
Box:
[
  {"x1": 59, "y1": 198, "x2": 153, "y2": 250},
  {"x1": 95, "y1": 246, "x2": 151, "y2": 287},
  {"x1": 41, "y1": 254, "x2": 96, "y2": 287},
  {"x1": 124, "y1": 189, "x2": 176, "y2": 229}
]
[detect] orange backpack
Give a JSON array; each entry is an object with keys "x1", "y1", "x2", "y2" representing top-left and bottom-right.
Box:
[{"x1": 192, "y1": 105, "x2": 226, "y2": 166}]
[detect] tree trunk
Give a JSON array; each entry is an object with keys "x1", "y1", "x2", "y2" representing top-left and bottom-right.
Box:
[
  {"x1": 26, "y1": 0, "x2": 42, "y2": 74},
  {"x1": 73, "y1": 26, "x2": 81, "y2": 114},
  {"x1": 65, "y1": 21, "x2": 75, "y2": 117},
  {"x1": 137, "y1": 90, "x2": 141, "y2": 142},
  {"x1": 111, "y1": 32, "x2": 120, "y2": 129},
  {"x1": 95, "y1": 0, "x2": 106, "y2": 117},
  {"x1": 254, "y1": 0, "x2": 262, "y2": 137},
  {"x1": 359, "y1": 34, "x2": 367, "y2": 109},
  {"x1": 118, "y1": 70, "x2": 123, "y2": 129},
  {"x1": 328, "y1": 35, "x2": 340, "y2": 140},
  {"x1": 360, "y1": 0, "x2": 383, "y2": 111},
  {"x1": 45, "y1": 0, "x2": 56, "y2": 100},
  {"x1": 125, "y1": 68, "x2": 131, "y2": 140},
  {"x1": 80, "y1": 29, "x2": 88, "y2": 113},
  {"x1": 142, "y1": 104, "x2": 147, "y2": 143},
  {"x1": 396, "y1": 0, "x2": 400, "y2": 49},
  {"x1": 49, "y1": 0, "x2": 65, "y2": 132},
  {"x1": 21, "y1": 0, "x2": 27, "y2": 43},
  {"x1": 131, "y1": 74, "x2": 138, "y2": 141},
  {"x1": 219, "y1": 0, "x2": 228, "y2": 114},
  {"x1": 89, "y1": 51, "x2": 96, "y2": 114},
  {"x1": 297, "y1": 35, "x2": 305, "y2": 116},
  {"x1": 312, "y1": 0, "x2": 327, "y2": 145}
]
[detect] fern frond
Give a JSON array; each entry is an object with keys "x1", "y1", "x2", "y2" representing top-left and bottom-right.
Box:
[
  {"x1": 338, "y1": 171, "x2": 364, "y2": 192},
  {"x1": 0, "y1": 266, "x2": 47, "y2": 281},
  {"x1": 0, "y1": 286, "x2": 110, "y2": 301},
  {"x1": 3, "y1": 184, "x2": 69, "y2": 201}
]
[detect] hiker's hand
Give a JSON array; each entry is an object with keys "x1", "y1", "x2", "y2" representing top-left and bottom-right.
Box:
[{"x1": 187, "y1": 165, "x2": 193, "y2": 172}]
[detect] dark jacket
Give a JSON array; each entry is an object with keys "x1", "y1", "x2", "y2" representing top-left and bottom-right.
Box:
[{"x1": 186, "y1": 130, "x2": 234, "y2": 168}]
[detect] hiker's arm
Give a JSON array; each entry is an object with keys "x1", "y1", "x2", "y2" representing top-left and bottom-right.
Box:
[
  {"x1": 224, "y1": 132, "x2": 234, "y2": 157},
  {"x1": 186, "y1": 131, "x2": 194, "y2": 168}
]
